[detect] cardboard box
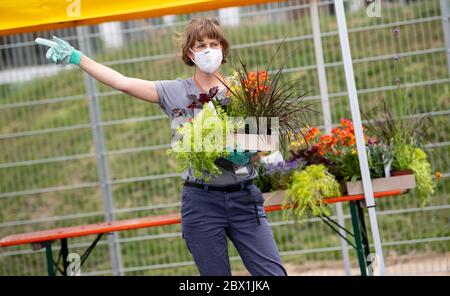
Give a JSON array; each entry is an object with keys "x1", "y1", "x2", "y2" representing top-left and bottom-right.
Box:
[{"x1": 344, "y1": 174, "x2": 416, "y2": 195}]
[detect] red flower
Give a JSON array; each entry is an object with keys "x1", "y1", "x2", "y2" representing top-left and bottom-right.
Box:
[
  {"x1": 368, "y1": 137, "x2": 378, "y2": 145},
  {"x1": 199, "y1": 93, "x2": 211, "y2": 104},
  {"x1": 187, "y1": 101, "x2": 201, "y2": 110}
]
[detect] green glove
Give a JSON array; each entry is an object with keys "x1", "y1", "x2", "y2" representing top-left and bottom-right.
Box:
[
  {"x1": 225, "y1": 143, "x2": 257, "y2": 166},
  {"x1": 225, "y1": 151, "x2": 256, "y2": 166},
  {"x1": 35, "y1": 36, "x2": 82, "y2": 65}
]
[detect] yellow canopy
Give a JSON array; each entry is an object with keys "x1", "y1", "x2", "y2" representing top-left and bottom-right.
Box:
[{"x1": 0, "y1": 0, "x2": 282, "y2": 36}]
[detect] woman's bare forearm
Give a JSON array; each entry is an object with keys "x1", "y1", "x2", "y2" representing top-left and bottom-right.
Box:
[
  {"x1": 79, "y1": 55, "x2": 126, "y2": 90},
  {"x1": 78, "y1": 55, "x2": 159, "y2": 103}
]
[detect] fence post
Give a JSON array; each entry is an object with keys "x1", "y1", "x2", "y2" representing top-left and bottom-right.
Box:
[
  {"x1": 310, "y1": 0, "x2": 352, "y2": 276},
  {"x1": 441, "y1": 0, "x2": 450, "y2": 76},
  {"x1": 76, "y1": 25, "x2": 124, "y2": 276}
]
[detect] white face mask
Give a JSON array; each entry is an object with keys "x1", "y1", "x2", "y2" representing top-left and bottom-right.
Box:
[{"x1": 190, "y1": 47, "x2": 223, "y2": 74}]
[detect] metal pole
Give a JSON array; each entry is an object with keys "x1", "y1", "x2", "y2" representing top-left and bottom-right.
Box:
[
  {"x1": 61, "y1": 238, "x2": 69, "y2": 276},
  {"x1": 45, "y1": 241, "x2": 55, "y2": 276},
  {"x1": 76, "y1": 26, "x2": 124, "y2": 276},
  {"x1": 310, "y1": 0, "x2": 351, "y2": 276},
  {"x1": 349, "y1": 202, "x2": 367, "y2": 276},
  {"x1": 441, "y1": 0, "x2": 450, "y2": 75},
  {"x1": 333, "y1": 0, "x2": 386, "y2": 275}
]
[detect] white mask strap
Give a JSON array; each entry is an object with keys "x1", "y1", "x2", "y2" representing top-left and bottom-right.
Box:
[{"x1": 189, "y1": 48, "x2": 197, "y2": 64}]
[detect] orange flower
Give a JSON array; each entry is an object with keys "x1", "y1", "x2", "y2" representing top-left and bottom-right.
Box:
[
  {"x1": 316, "y1": 134, "x2": 338, "y2": 155},
  {"x1": 320, "y1": 134, "x2": 333, "y2": 145},
  {"x1": 332, "y1": 127, "x2": 343, "y2": 136},
  {"x1": 301, "y1": 120, "x2": 369, "y2": 158},
  {"x1": 435, "y1": 171, "x2": 442, "y2": 181},
  {"x1": 244, "y1": 71, "x2": 270, "y2": 98},
  {"x1": 340, "y1": 118, "x2": 353, "y2": 129},
  {"x1": 305, "y1": 127, "x2": 320, "y2": 141},
  {"x1": 346, "y1": 132, "x2": 356, "y2": 145}
]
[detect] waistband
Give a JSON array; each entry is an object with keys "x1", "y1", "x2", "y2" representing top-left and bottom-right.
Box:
[
  {"x1": 183, "y1": 179, "x2": 261, "y2": 225},
  {"x1": 183, "y1": 180, "x2": 254, "y2": 193}
]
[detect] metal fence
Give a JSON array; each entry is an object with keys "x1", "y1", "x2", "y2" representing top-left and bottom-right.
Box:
[{"x1": 0, "y1": 0, "x2": 449, "y2": 275}]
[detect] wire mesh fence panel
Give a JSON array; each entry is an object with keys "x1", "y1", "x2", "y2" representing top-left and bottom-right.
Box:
[{"x1": 0, "y1": 0, "x2": 448, "y2": 275}]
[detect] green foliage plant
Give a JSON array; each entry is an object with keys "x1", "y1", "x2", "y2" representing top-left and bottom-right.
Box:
[
  {"x1": 167, "y1": 104, "x2": 242, "y2": 181},
  {"x1": 284, "y1": 164, "x2": 341, "y2": 220}
]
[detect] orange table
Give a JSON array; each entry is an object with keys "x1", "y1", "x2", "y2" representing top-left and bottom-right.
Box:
[{"x1": 0, "y1": 189, "x2": 404, "y2": 276}]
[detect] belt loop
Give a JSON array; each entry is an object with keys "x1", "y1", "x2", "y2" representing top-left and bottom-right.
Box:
[
  {"x1": 203, "y1": 184, "x2": 209, "y2": 192},
  {"x1": 240, "y1": 182, "x2": 245, "y2": 191}
]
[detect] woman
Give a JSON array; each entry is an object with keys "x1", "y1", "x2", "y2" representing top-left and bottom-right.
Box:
[{"x1": 36, "y1": 16, "x2": 287, "y2": 276}]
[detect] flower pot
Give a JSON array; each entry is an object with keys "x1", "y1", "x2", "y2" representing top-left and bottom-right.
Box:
[{"x1": 344, "y1": 174, "x2": 416, "y2": 195}]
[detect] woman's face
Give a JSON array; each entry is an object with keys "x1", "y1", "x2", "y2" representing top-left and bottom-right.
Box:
[{"x1": 189, "y1": 37, "x2": 221, "y2": 58}]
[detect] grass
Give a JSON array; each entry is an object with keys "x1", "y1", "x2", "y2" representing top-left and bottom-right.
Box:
[{"x1": 0, "y1": 0, "x2": 449, "y2": 275}]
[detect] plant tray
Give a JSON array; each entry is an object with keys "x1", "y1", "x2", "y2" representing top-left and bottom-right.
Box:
[
  {"x1": 344, "y1": 173, "x2": 416, "y2": 196},
  {"x1": 261, "y1": 175, "x2": 416, "y2": 207},
  {"x1": 262, "y1": 190, "x2": 287, "y2": 206}
]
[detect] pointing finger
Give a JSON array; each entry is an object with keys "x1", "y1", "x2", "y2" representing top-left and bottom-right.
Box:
[
  {"x1": 52, "y1": 36, "x2": 69, "y2": 47},
  {"x1": 35, "y1": 38, "x2": 57, "y2": 48}
]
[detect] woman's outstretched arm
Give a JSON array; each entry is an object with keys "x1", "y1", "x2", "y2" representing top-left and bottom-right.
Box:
[
  {"x1": 36, "y1": 36, "x2": 160, "y2": 104},
  {"x1": 79, "y1": 55, "x2": 160, "y2": 103}
]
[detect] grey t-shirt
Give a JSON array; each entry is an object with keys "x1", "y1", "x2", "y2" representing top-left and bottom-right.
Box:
[{"x1": 155, "y1": 76, "x2": 257, "y2": 185}]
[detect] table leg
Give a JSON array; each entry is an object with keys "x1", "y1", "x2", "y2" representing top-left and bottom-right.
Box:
[
  {"x1": 358, "y1": 200, "x2": 373, "y2": 275},
  {"x1": 44, "y1": 241, "x2": 55, "y2": 276},
  {"x1": 61, "y1": 238, "x2": 69, "y2": 276},
  {"x1": 356, "y1": 200, "x2": 373, "y2": 275},
  {"x1": 349, "y1": 201, "x2": 367, "y2": 276}
]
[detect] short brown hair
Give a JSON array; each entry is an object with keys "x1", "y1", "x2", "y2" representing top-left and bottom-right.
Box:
[{"x1": 179, "y1": 17, "x2": 230, "y2": 67}]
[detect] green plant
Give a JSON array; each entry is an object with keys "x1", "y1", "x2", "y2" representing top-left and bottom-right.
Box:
[
  {"x1": 362, "y1": 97, "x2": 436, "y2": 205},
  {"x1": 216, "y1": 40, "x2": 316, "y2": 150},
  {"x1": 253, "y1": 162, "x2": 273, "y2": 193},
  {"x1": 254, "y1": 159, "x2": 305, "y2": 193},
  {"x1": 331, "y1": 141, "x2": 392, "y2": 182},
  {"x1": 362, "y1": 93, "x2": 434, "y2": 150},
  {"x1": 167, "y1": 104, "x2": 241, "y2": 181},
  {"x1": 359, "y1": 28, "x2": 438, "y2": 205},
  {"x1": 409, "y1": 148, "x2": 435, "y2": 205},
  {"x1": 361, "y1": 27, "x2": 435, "y2": 171},
  {"x1": 392, "y1": 142, "x2": 415, "y2": 170},
  {"x1": 330, "y1": 147, "x2": 361, "y2": 182},
  {"x1": 362, "y1": 26, "x2": 434, "y2": 150},
  {"x1": 393, "y1": 146, "x2": 435, "y2": 205},
  {"x1": 284, "y1": 164, "x2": 341, "y2": 220},
  {"x1": 367, "y1": 141, "x2": 393, "y2": 179},
  {"x1": 269, "y1": 159, "x2": 305, "y2": 191}
]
